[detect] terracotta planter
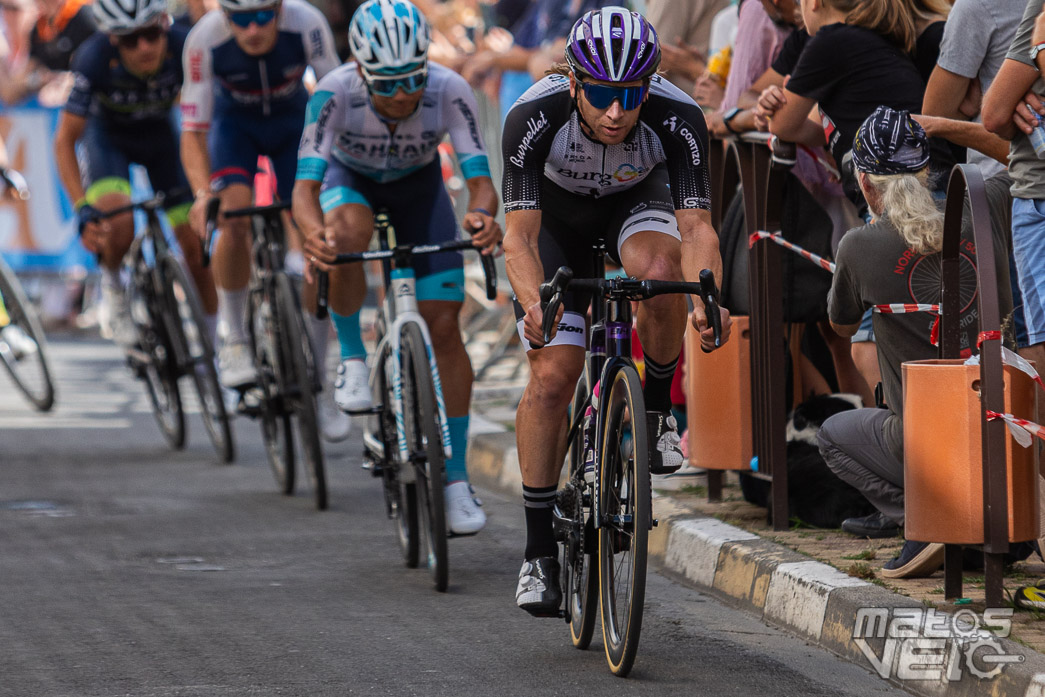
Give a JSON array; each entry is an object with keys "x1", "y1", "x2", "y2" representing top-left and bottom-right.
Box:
[
  {"x1": 684, "y1": 316, "x2": 752, "y2": 470},
  {"x1": 903, "y1": 359, "x2": 1039, "y2": 544}
]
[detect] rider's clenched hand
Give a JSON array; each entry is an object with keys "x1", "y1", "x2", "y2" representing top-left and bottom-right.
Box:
[
  {"x1": 523, "y1": 300, "x2": 564, "y2": 348},
  {"x1": 690, "y1": 303, "x2": 733, "y2": 352},
  {"x1": 463, "y1": 210, "x2": 503, "y2": 256},
  {"x1": 302, "y1": 227, "x2": 337, "y2": 284}
]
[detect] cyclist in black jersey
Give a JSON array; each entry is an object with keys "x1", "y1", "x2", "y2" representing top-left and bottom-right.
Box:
[
  {"x1": 501, "y1": 6, "x2": 733, "y2": 617},
  {"x1": 53, "y1": 0, "x2": 215, "y2": 349}
]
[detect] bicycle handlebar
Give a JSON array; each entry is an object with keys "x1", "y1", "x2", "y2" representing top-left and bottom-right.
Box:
[
  {"x1": 0, "y1": 167, "x2": 30, "y2": 201},
  {"x1": 91, "y1": 191, "x2": 167, "y2": 220},
  {"x1": 221, "y1": 200, "x2": 292, "y2": 219},
  {"x1": 314, "y1": 237, "x2": 498, "y2": 320},
  {"x1": 533, "y1": 266, "x2": 724, "y2": 350}
]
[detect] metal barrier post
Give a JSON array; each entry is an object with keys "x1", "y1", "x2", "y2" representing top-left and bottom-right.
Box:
[{"x1": 941, "y1": 164, "x2": 1010, "y2": 606}]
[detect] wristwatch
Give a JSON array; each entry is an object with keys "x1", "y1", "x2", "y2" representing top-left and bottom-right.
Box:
[
  {"x1": 722, "y1": 107, "x2": 742, "y2": 135},
  {"x1": 1029, "y1": 41, "x2": 1045, "y2": 63}
]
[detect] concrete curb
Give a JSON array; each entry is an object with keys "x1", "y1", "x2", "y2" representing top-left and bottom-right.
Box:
[{"x1": 469, "y1": 432, "x2": 1045, "y2": 697}]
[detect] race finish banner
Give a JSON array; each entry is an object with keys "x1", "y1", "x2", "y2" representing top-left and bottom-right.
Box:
[{"x1": 0, "y1": 103, "x2": 95, "y2": 273}]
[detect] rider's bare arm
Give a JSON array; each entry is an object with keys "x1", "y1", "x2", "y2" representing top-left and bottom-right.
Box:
[{"x1": 53, "y1": 111, "x2": 88, "y2": 205}]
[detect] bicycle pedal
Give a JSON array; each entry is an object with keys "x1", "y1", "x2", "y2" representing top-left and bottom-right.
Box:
[
  {"x1": 343, "y1": 405, "x2": 383, "y2": 416},
  {"x1": 361, "y1": 457, "x2": 384, "y2": 477},
  {"x1": 652, "y1": 518, "x2": 659, "y2": 528}
]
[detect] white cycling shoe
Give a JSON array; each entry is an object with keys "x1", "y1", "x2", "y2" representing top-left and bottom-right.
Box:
[
  {"x1": 0, "y1": 324, "x2": 37, "y2": 360},
  {"x1": 218, "y1": 341, "x2": 256, "y2": 389},
  {"x1": 318, "y1": 388, "x2": 351, "y2": 442},
  {"x1": 333, "y1": 358, "x2": 372, "y2": 412},
  {"x1": 445, "y1": 481, "x2": 486, "y2": 535}
]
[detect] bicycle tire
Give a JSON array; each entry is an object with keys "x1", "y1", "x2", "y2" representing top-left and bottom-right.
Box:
[
  {"x1": 597, "y1": 364, "x2": 650, "y2": 677},
  {"x1": 0, "y1": 255, "x2": 56, "y2": 411},
  {"x1": 162, "y1": 256, "x2": 235, "y2": 463},
  {"x1": 374, "y1": 340, "x2": 419, "y2": 567},
  {"x1": 132, "y1": 268, "x2": 185, "y2": 449},
  {"x1": 565, "y1": 367, "x2": 598, "y2": 650},
  {"x1": 400, "y1": 321, "x2": 448, "y2": 592},
  {"x1": 249, "y1": 285, "x2": 294, "y2": 494},
  {"x1": 275, "y1": 274, "x2": 326, "y2": 510}
]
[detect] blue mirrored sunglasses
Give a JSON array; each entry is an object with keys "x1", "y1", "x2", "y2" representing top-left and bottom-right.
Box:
[
  {"x1": 363, "y1": 66, "x2": 428, "y2": 97},
  {"x1": 581, "y1": 82, "x2": 648, "y2": 110},
  {"x1": 227, "y1": 8, "x2": 276, "y2": 27}
]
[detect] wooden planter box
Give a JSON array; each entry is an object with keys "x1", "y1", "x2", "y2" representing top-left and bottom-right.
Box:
[{"x1": 903, "y1": 359, "x2": 1039, "y2": 544}]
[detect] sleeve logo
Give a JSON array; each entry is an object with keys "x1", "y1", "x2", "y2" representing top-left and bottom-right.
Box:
[{"x1": 508, "y1": 110, "x2": 549, "y2": 168}]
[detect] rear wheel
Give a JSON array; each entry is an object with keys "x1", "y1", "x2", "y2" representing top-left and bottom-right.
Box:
[
  {"x1": 275, "y1": 274, "x2": 326, "y2": 510},
  {"x1": 249, "y1": 286, "x2": 294, "y2": 495},
  {"x1": 0, "y1": 255, "x2": 55, "y2": 411},
  {"x1": 400, "y1": 321, "x2": 448, "y2": 592},
  {"x1": 597, "y1": 365, "x2": 650, "y2": 678},
  {"x1": 163, "y1": 256, "x2": 234, "y2": 463}
]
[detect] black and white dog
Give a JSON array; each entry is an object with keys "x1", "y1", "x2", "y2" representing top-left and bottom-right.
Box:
[{"x1": 740, "y1": 394, "x2": 877, "y2": 528}]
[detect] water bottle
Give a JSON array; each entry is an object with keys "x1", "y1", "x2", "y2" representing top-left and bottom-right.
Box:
[{"x1": 1030, "y1": 117, "x2": 1045, "y2": 159}]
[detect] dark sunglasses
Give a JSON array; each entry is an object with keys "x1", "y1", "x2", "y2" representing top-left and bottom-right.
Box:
[
  {"x1": 227, "y1": 7, "x2": 277, "y2": 27},
  {"x1": 362, "y1": 66, "x2": 427, "y2": 97},
  {"x1": 116, "y1": 24, "x2": 165, "y2": 48},
  {"x1": 580, "y1": 82, "x2": 648, "y2": 110}
]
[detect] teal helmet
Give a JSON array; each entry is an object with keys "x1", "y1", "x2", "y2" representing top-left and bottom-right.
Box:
[{"x1": 348, "y1": 0, "x2": 430, "y2": 73}]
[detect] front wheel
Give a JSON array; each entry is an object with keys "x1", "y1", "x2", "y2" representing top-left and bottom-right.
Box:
[
  {"x1": 249, "y1": 286, "x2": 294, "y2": 495},
  {"x1": 162, "y1": 256, "x2": 234, "y2": 463},
  {"x1": 564, "y1": 366, "x2": 597, "y2": 650},
  {"x1": 0, "y1": 256, "x2": 55, "y2": 411},
  {"x1": 275, "y1": 274, "x2": 326, "y2": 511},
  {"x1": 597, "y1": 364, "x2": 650, "y2": 677},
  {"x1": 400, "y1": 321, "x2": 448, "y2": 592}
]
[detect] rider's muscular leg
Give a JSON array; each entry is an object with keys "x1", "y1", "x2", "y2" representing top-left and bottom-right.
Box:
[
  {"x1": 93, "y1": 192, "x2": 135, "y2": 271},
  {"x1": 324, "y1": 203, "x2": 372, "y2": 317},
  {"x1": 420, "y1": 300, "x2": 472, "y2": 483},
  {"x1": 214, "y1": 184, "x2": 253, "y2": 343},
  {"x1": 620, "y1": 231, "x2": 686, "y2": 411},
  {"x1": 517, "y1": 344, "x2": 584, "y2": 558}
]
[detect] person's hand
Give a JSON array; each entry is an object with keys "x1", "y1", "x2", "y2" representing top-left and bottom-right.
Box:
[
  {"x1": 689, "y1": 303, "x2": 733, "y2": 351},
  {"x1": 706, "y1": 110, "x2": 730, "y2": 139},
  {"x1": 462, "y1": 209, "x2": 502, "y2": 255},
  {"x1": 692, "y1": 71, "x2": 724, "y2": 110},
  {"x1": 660, "y1": 38, "x2": 706, "y2": 83},
  {"x1": 1032, "y1": 2, "x2": 1045, "y2": 47},
  {"x1": 1013, "y1": 91, "x2": 1045, "y2": 135},
  {"x1": 302, "y1": 227, "x2": 338, "y2": 284},
  {"x1": 77, "y1": 204, "x2": 105, "y2": 254},
  {"x1": 522, "y1": 299, "x2": 563, "y2": 348},
  {"x1": 460, "y1": 50, "x2": 496, "y2": 86},
  {"x1": 754, "y1": 83, "x2": 787, "y2": 125},
  {"x1": 188, "y1": 193, "x2": 212, "y2": 240}
]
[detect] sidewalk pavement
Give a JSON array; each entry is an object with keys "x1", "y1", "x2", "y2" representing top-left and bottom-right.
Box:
[{"x1": 467, "y1": 366, "x2": 1045, "y2": 697}]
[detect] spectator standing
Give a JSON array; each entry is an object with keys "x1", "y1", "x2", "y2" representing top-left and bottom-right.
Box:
[
  {"x1": 0, "y1": 0, "x2": 37, "y2": 104},
  {"x1": 647, "y1": 0, "x2": 730, "y2": 94},
  {"x1": 4, "y1": 0, "x2": 94, "y2": 104}
]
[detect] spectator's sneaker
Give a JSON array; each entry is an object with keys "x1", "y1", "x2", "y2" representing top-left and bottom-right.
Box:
[
  {"x1": 516, "y1": 556, "x2": 562, "y2": 617},
  {"x1": 445, "y1": 481, "x2": 486, "y2": 535},
  {"x1": 218, "y1": 341, "x2": 256, "y2": 389},
  {"x1": 0, "y1": 324, "x2": 37, "y2": 361},
  {"x1": 880, "y1": 541, "x2": 945, "y2": 579},
  {"x1": 318, "y1": 389, "x2": 351, "y2": 442},
  {"x1": 647, "y1": 411, "x2": 684, "y2": 474},
  {"x1": 1014, "y1": 582, "x2": 1045, "y2": 610},
  {"x1": 841, "y1": 511, "x2": 901, "y2": 539},
  {"x1": 334, "y1": 358, "x2": 372, "y2": 412}
]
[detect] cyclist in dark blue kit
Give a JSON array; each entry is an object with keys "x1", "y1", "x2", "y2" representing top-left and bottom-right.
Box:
[{"x1": 53, "y1": 0, "x2": 215, "y2": 348}]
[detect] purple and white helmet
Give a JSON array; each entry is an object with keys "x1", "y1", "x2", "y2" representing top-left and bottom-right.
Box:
[{"x1": 565, "y1": 7, "x2": 660, "y2": 83}]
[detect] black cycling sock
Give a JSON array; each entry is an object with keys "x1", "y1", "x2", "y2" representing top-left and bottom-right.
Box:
[
  {"x1": 643, "y1": 353, "x2": 679, "y2": 414},
  {"x1": 523, "y1": 484, "x2": 558, "y2": 560}
]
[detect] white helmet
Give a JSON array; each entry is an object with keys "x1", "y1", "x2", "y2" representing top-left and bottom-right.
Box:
[
  {"x1": 218, "y1": 0, "x2": 280, "y2": 13},
  {"x1": 348, "y1": 0, "x2": 430, "y2": 73},
  {"x1": 92, "y1": 0, "x2": 167, "y2": 34}
]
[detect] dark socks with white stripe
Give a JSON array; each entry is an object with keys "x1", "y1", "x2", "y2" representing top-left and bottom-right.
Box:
[{"x1": 523, "y1": 484, "x2": 558, "y2": 560}]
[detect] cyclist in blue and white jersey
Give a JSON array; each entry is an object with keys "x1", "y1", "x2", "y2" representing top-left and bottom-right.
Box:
[
  {"x1": 295, "y1": 0, "x2": 502, "y2": 535},
  {"x1": 179, "y1": 0, "x2": 338, "y2": 392},
  {"x1": 502, "y1": 7, "x2": 733, "y2": 615},
  {"x1": 53, "y1": 0, "x2": 212, "y2": 348}
]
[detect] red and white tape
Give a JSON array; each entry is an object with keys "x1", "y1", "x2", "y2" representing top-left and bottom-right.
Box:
[
  {"x1": 986, "y1": 410, "x2": 1045, "y2": 448},
  {"x1": 872, "y1": 304, "x2": 942, "y2": 346},
  {"x1": 748, "y1": 231, "x2": 837, "y2": 273}
]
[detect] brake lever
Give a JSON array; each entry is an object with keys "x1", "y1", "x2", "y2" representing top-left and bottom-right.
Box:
[
  {"x1": 202, "y1": 196, "x2": 221, "y2": 268},
  {"x1": 699, "y1": 269, "x2": 722, "y2": 351}
]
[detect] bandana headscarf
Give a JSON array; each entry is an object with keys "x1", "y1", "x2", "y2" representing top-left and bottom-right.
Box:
[{"x1": 851, "y1": 106, "x2": 930, "y2": 176}]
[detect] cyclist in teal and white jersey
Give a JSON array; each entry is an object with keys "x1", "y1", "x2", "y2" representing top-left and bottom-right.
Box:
[
  {"x1": 179, "y1": 0, "x2": 338, "y2": 392},
  {"x1": 54, "y1": 0, "x2": 212, "y2": 348},
  {"x1": 295, "y1": 0, "x2": 502, "y2": 535}
]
